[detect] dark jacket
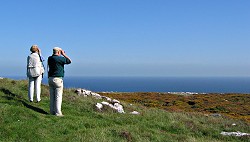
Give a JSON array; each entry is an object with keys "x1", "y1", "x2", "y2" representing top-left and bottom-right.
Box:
[{"x1": 48, "y1": 55, "x2": 71, "y2": 77}]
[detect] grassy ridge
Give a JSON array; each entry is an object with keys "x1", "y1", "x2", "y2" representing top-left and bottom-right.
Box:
[{"x1": 0, "y1": 78, "x2": 249, "y2": 142}]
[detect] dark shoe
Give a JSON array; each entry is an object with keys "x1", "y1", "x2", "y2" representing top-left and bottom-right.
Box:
[{"x1": 29, "y1": 100, "x2": 33, "y2": 102}]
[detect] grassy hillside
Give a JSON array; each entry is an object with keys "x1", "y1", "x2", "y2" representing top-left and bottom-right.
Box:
[{"x1": 0, "y1": 78, "x2": 249, "y2": 142}]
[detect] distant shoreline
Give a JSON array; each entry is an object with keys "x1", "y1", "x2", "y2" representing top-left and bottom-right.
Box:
[{"x1": 2, "y1": 76, "x2": 250, "y2": 94}]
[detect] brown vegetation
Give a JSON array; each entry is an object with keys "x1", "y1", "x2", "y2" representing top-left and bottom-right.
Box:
[{"x1": 99, "y1": 92, "x2": 250, "y2": 123}]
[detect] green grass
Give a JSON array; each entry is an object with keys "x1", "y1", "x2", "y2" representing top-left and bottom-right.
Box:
[{"x1": 0, "y1": 78, "x2": 249, "y2": 142}]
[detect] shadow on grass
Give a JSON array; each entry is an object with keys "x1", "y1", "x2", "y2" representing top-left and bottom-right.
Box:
[{"x1": 0, "y1": 88, "x2": 48, "y2": 115}]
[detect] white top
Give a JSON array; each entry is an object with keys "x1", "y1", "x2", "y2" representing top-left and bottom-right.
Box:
[{"x1": 27, "y1": 53, "x2": 44, "y2": 77}]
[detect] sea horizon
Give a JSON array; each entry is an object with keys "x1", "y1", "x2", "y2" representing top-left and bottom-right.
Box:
[{"x1": 2, "y1": 76, "x2": 250, "y2": 94}]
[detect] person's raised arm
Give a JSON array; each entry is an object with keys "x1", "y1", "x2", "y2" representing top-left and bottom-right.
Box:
[{"x1": 61, "y1": 50, "x2": 72, "y2": 63}]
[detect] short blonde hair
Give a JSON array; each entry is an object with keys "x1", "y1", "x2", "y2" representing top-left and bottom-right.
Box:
[{"x1": 30, "y1": 45, "x2": 38, "y2": 53}]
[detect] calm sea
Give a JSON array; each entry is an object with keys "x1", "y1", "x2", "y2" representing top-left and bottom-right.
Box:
[{"x1": 6, "y1": 76, "x2": 250, "y2": 93}]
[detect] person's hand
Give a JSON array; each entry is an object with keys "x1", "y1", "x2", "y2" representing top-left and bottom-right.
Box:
[
  {"x1": 60, "y1": 49, "x2": 71, "y2": 62},
  {"x1": 61, "y1": 50, "x2": 66, "y2": 56}
]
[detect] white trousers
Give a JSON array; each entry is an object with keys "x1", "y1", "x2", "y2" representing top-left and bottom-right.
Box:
[
  {"x1": 49, "y1": 77, "x2": 63, "y2": 115},
  {"x1": 28, "y1": 75, "x2": 42, "y2": 102}
]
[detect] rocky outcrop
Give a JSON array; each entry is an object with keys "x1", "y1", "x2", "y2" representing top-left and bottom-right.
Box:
[
  {"x1": 96, "y1": 102, "x2": 125, "y2": 113},
  {"x1": 75, "y1": 88, "x2": 139, "y2": 114},
  {"x1": 75, "y1": 88, "x2": 102, "y2": 99}
]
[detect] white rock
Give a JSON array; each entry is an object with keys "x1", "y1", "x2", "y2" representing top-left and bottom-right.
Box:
[
  {"x1": 101, "y1": 101, "x2": 110, "y2": 106},
  {"x1": 107, "y1": 98, "x2": 112, "y2": 102},
  {"x1": 75, "y1": 88, "x2": 82, "y2": 95},
  {"x1": 0, "y1": 77, "x2": 3, "y2": 79},
  {"x1": 96, "y1": 103, "x2": 103, "y2": 110},
  {"x1": 84, "y1": 90, "x2": 92, "y2": 96},
  {"x1": 75, "y1": 88, "x2": 91, "y2": 96},
  {"x1": 220, "y1": 131, "x2": 250, "y2": 137},
  {"x1": 103, "y1": 96, "x2": 112, "y2": 102},
  {"x1": 100, "y1": 102, "x2": 125, "y2": 113},
  {"x1": 232, "y1": 123, "x2": 237, "y2": 126},
  {"x1": 108, "y1": 103, "x2": 115, "y2": 109},
  {"x1": 112, "y1": 99, "x2": 120, "y2": 104},
  {"x1": 91, "y1": 92, "x2": 102, "y2": 99},
  {"x1": 113, "y1": 103, "x2": 125, "y2": 113},
  {"x1": 99, "y1": 101, "x2": 113, "y2": 110},
  {"x1": 130, "y1": 111, "x2": 140, "y2": 115}
]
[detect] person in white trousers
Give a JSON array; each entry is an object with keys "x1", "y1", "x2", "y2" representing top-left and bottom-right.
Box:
[
  {"x1": 47, "y1": 47, "x2": 71, "y2": 116},
  {"x1": 27, "y1": 45, "x2": 44, "y2": 102}
]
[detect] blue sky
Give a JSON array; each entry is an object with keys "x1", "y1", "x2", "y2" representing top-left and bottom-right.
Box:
[{"x1": 0, "y1": 0, "x2": 249, "y2": 77}]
